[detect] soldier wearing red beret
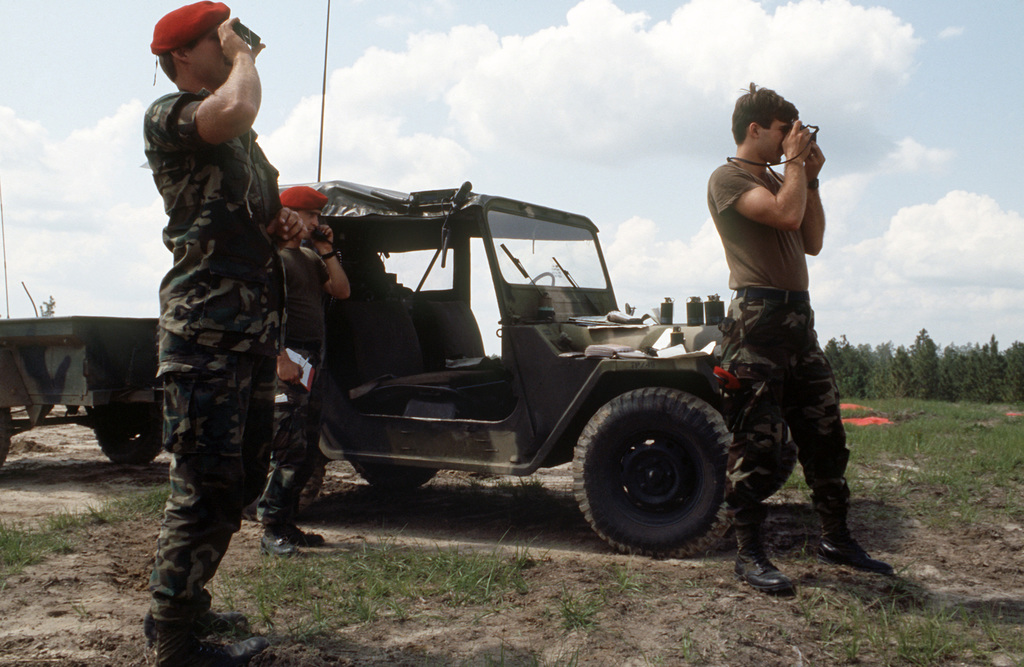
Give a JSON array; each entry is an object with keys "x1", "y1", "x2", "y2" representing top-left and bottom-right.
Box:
[
  {"x1": 143, "y1": 3, "x2": 302, "y2": 665},
  {"x1": 255, "y1": 186, "x2": 349, "y2": 558}
]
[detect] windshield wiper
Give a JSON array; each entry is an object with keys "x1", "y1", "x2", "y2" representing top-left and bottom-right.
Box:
[
  {"x1": 500, "y1": 243, "x2": 532, "y2": 281},
  {"x1": 551, "y1": 256, "x2": 578, "y2": 288}
]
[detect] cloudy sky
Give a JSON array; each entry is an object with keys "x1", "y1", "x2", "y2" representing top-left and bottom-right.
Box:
[{"x1": 1, "y1": 0, "x2": 1021, "y2": 354}]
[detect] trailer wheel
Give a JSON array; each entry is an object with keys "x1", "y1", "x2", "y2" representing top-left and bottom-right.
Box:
[
  {"x1": 573, "y1": 387, "x2": 730, "y2": 558},
  {"x1": 89, "y1": 404, "x2": 163, "y2": 465},
  {"x1": 351, "y1": 460, "x2": 437, "y2": 492},
  {"x1": 0, "y1": 408, "x2": 11, "y2": 470}
]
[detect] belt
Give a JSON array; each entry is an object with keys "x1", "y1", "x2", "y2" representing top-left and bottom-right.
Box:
[{"x1": 735, "y1": 287, "x2": 810, "y2": 303}]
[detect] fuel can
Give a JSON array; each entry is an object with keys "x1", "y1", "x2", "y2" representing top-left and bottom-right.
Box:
[
  {"x1": 686, "y1": 296, "x2": 704, "y2": 326},
  {"x1": 660, "y1": 298, "x2": 674, "y2": 324},
  {"x1": 704, "y1": 294, "x2": 724, "y2": 325}
]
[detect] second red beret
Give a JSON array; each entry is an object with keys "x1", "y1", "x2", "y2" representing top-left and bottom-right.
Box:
[{"x1": 280, "y1": 186, "x2": 329, "y2": 211}]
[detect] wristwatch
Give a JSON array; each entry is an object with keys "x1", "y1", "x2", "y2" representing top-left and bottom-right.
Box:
[{"x1": 807, "y1": 178, "x2": 820, "y2": 190}]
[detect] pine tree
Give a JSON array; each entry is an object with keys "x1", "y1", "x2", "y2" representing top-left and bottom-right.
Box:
[{"x1": 909, "y1": 329, "x2": 939, "y2": 399}]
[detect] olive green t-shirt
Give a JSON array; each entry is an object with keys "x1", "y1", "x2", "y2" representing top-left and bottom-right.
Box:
[
  {"x1": 707, "y1": 163, "x2": 809, "y2": 292},
  {"x1": 279, "y1": 247, "x2": 329, "y2": 345}
]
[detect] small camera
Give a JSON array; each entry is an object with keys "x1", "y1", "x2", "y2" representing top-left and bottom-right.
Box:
[
  {"x1": 232, "y1": 21, "x2": 261, "y2": 49},
  {"x1": 310, "y1": 229, "x2": 330, "y2": 243},
  {"x1": 805, "y1": 124, "x2": 820, "y2": 140}
]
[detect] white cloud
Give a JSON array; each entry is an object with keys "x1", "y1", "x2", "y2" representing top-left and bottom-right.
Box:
[
  {"x1": 879, "y1": 191, "x2": 1022, "y2": 286},
  {"x1": 265, "y1": 0, "x2": 922, "y2": 175},
  {"x1": 938, "y1": 26, "x2": 964, "y2": 39},
  {"x1": 445, "y1": 0, "x2": 920, "y2": 161},
  {"x1": 263, "y1": 25, "x2": 494, "y2": 188},
  {"x1": 2, "y1": 102, "x2": 151, "y2": 225},
  {"x1": 0, "y1": 103, "x2": 166, "y2": 318},
  {"x1": 882, "y1": 137, "x2": 954, "y2": 173},
  {"x1": 811, "y1": 191, "x2": 1024, "y2": 345},
  {"x1": 373, "y1": 0, "x2": 456, "y2": 30},
  {"x1": 603, "y1": 215, "x2": 729, "y2": 313}
]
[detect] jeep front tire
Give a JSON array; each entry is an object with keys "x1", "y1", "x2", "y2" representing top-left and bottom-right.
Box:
[{"x1": 573, "y1": 387, "x2": 729, "y2": 557}]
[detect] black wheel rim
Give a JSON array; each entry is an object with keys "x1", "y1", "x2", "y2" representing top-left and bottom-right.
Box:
[{"x1": 618, "y1": 432, "x2": 699, "y2": 515}]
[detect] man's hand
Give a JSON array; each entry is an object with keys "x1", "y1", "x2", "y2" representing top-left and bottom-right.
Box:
[
  {"x1": 277, "y1": 351, "x2": 301, "y2": 384},
  {"x1": 805, "y1": 140, "x2": 825, "y2": 181},
  {"x1": 219, "y1": 18, "x2": 264, "y2": 61},
  {"x1": 312, "y1": 224, "x2": 335, "y2": 255},
  {"x1": 782, "y1": 121, "x2": 812, "y2": 165},
  {"x1": 268, "y1": 207, "x2": 303, "y2": 241}
]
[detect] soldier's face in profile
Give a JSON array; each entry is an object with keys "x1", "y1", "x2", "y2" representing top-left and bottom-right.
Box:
[{"x1": 296, "y1": 209, "x2": 319, "y2": 238}]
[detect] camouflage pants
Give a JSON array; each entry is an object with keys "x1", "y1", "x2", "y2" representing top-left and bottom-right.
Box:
[
  {"x1": 257, "y1": 346, "x2": 324, "y2": 527},
  {"x1": 719, "y1": 295, "x2": 850, "y2": 529},
  {"x1": 149, "y1": 343, "x2": 277, "y2": 624}
]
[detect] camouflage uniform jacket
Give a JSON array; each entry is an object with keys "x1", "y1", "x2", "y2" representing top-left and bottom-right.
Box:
[{"x1": 144, "y1": 90, "x2": 285, "y2": 368}]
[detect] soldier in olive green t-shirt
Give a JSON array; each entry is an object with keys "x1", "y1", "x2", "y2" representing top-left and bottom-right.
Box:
[{"x1": 707, "y1": 83, "x2": 893, "y2": 597}]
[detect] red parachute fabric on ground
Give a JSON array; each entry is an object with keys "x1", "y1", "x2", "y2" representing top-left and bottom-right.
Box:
[
  {"x1": 843, "y1": 416, "x2": 893, "y2": 426},
  {"x1": 840, "y1": 403, "x2": 891, "y2": 425}
]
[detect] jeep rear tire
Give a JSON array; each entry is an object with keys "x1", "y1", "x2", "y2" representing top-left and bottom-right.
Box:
[
  {"x1": 573, "y1": 387, "x2": 729, "y2": 557},
  {"x1": 351, "y1": 460, "x2": 437, "y2": 492},
  {"x1": 89, "y1": 403, "x2": 163, "y2": 465}
]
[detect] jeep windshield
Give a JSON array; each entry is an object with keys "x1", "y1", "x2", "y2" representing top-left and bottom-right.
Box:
[{"x1": 487, "y1": 211, "x2": 607, "y2": 289}]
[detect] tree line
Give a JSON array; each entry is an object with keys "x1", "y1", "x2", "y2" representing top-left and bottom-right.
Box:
[{"x1": 823, "y1": 330, "x2": 1024, "y2": 404}]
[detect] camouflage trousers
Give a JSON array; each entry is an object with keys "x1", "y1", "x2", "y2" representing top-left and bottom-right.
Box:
[
  {"x1": 718, "y1": 295, "x2": 850, "y2": 529},
  {"x1": 149, "y1": 341, "x2": 277, "y2": 624},
  {"x1": 257, "y1": 345, "x2": 324, "y2": 527}
]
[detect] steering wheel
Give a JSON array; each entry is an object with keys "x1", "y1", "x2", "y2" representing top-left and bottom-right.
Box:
[{"x1": 530, "y1": 271, "x2": 556, "y2": 286}]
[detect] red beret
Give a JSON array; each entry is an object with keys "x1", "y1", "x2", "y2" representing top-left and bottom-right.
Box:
[
  {"x1": 151, "y1": 2, "x2": 231, "y2": 55},
  {"x1": 280, "y1": 186, "x2": 329, "y2": 211}
]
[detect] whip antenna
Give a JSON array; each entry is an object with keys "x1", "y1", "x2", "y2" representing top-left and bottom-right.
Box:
[{"x1": 317, "y1": 0, "x2": 331, "y2": 182}]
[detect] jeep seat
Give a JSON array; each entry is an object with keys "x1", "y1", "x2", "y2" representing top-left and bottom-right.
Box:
[
  {"x1": 411, "y1": 299, "x2": 486, "y2": 370},
  {"x1": 325, "y1": 300, "x2": 425, "y2": 390}
]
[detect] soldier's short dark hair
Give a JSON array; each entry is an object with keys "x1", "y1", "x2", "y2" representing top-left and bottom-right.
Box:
[
  {"x1": 156, "y1": 33, "x2": 204, "y2": 83},
  {"x1": 158, "y1": 53, "x2": 178, "y2": 82},
  {"x1": 731, "y1": 83, "x2": 799, "y2": 145}
]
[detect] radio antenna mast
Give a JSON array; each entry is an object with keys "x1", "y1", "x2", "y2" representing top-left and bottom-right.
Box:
[{"x1": 317, "y1": 0, "x2": 332, "y2": 182}]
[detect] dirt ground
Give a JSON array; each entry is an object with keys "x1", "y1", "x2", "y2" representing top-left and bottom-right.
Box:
[{"x1": 1, "y1": 416, "x2": 1022, "y2": 667}]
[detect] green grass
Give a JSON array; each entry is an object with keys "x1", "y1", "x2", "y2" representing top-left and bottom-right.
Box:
[
  {"x1": 0, "y1": 485, "x2": 168, "y2": 587},
  {"x1": 782, "y1": 399, "x2": 1024, "y2": 665},
  {"x1": 794, "y1": 576, "x2": 1024, "y2": 666},
  {"x1": 784, "y1": 399, "x2": 1024, "y2": 527},
  {"x1": 556, "y1": 586, "x2": 603, "y2": 631},
  {"x1": 216, "y1": 539, "x2": 533, "y2": 639},
  {"x1": 5, "y1": 400, "x2": 1024, "y2": 665}
]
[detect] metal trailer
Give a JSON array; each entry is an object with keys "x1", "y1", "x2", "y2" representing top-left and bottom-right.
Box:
[{"x1": 0, "y1": 316, "x2": 161, "y2": 469}]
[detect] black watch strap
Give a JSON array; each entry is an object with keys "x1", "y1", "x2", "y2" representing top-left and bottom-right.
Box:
[{"x1": 807, "y1": 178, "x2": 820, "y2": 190}]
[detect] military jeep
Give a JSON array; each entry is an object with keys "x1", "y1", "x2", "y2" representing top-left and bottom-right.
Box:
[{"x1": 308, "y1": 180, "x2": 729, "y2": 557}]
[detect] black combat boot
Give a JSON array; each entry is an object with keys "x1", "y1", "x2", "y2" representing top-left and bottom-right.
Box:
[
  {"x1": 260, "y1": 526, "x2": 299, "y2": 557},
  {"x1": 281, "y1": 523, "x2": 325, "y2": 547},
  {"x1": 734, "y1": 523, "x2": 795, "y2": 595},
  {"x1": 818, "y1": 523, "x2": 894, "y2": 575},
  {"x1": 144, "y1": 610, "x2": 250, "y2": 647},
  {"x1": 154, "y1": 620, "x2": 269, "y2": 667}
]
